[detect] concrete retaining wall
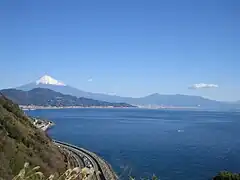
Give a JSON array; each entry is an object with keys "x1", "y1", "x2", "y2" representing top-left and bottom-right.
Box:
[{"x1": 82, "y1": 149, "x2": 118, "y2": 180}]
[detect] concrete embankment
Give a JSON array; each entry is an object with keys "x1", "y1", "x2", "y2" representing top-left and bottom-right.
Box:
[
  {"x1": 55, "y1": 140, "x2": 118, "y2": 180},
  {"x1": 85, "y1": 149, "x2": 118, "y2": 180}
]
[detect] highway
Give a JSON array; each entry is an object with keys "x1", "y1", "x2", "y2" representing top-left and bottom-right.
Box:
[
  {"x1": 61, "y1": 147, "x2": 85, "y2": 169},
  {"x1": 54, "y1": 141, "x2": 110, "y2": 180},
  {"x1": 33, "y1": 119, "x2": 118, "y2": 180},
  {"x1": 30, "y1": 118, "x2": 116, "y2": 179}
]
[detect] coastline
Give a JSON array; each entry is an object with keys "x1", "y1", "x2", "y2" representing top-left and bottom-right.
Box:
[
  {"x1": 30, "y1": 117, "x2": 55, "y2": 131},
  {"x1": 31, "y1": 116, "x2": 118, "y2": 179},
  {"x1": 21, "y1": 104, "x2": 199, "y2": 110},
  {"x1": 21, "y1": 105, "x2": 136, "y2": 110},
  {"x1": 55, "y1": 140, "x2": 118, "y2": 180}
]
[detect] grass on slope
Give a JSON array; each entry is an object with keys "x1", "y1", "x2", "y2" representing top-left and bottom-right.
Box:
[
  {"x1": 13, "y1": 162, "x2": 94, "y2": 180},
  {"x1": 0, "y1": 94, "x2": 67, "y2": 180}
]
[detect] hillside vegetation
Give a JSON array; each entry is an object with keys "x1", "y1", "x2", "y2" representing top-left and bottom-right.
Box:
[
  {"x1": 1, "y1": 88, "x2": 134, "y2": 107},
  {"x1": 17, "y1": 76, "x2": 239, "y2": 109},
  {"x1": 0, "y1": 94, "x2": 66, "y2": 180},
  {"x1": 213, "y1": 171, "x2": 240, "y2": 180}
]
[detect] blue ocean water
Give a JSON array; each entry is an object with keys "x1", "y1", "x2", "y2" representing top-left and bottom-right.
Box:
[{"x1": 27, "y1": 108, "x2": 240, "y2": 180}]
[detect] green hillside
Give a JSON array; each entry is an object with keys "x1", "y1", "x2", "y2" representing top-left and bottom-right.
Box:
[
  {"x1": 1, "y1": 88, "x2": 134, "y2": 107},
  {"x1": 0, "y1": 94, "x2": 66, "y2": 180}
]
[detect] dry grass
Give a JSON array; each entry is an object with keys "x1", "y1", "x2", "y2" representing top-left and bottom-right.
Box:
[
  {"x1": 12, "y1": 162, "x2": 161, "y2": 180},
  {"x1": 13, "y1": 162, "x2": 94, "y2": 180}
]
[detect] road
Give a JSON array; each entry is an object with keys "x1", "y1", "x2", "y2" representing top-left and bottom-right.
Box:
[
  {"x1": 30, "y1": 117, "x2": 116, "y2": 179},
  {"x1": 61, "y1": 146, "x2": 85, "y2": 169},
  {"x1": 54, "y1": 141, "x2": 105, "y2": 180},
  {"x1": 31, "y1": 118, "x2": 116, "y2": 179}
]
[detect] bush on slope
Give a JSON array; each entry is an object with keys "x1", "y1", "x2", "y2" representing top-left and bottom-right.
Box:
[{"x1": 0, "y1": 94, "x2": 67, "y2": 180}]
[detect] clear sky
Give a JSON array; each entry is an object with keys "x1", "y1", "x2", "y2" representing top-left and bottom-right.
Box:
[{"x1": 0, "y1": 0, "x2": 239, "y2": 101}]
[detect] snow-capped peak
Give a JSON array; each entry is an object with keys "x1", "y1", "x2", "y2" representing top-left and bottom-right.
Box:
[{"x1": 36, "y1": 75, "x2": 66, "y2": 86}]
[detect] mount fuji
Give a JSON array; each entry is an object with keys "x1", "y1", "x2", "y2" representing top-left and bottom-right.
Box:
[
  {"x1": 17, "y1": 75, "x2": 126, "y2": 102},
  {"x1": 36, "y1": 75, "x2": 66, "y2": 86},
  {"x1": 15, "y1": 75, "x2": 239, "y2": 109},
  {"x1": 17, "y1": 75, "x2": 91, "y2": 98}
]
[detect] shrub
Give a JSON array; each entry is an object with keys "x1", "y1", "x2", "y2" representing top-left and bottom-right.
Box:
[
  {"x1": 213, "y1": 171, "x2": 240, "y2": 180},
  {"x1": 13, "y1": 162, "x2": 94, "y2": 180}
]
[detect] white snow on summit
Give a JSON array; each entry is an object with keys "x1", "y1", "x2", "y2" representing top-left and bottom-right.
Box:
[{"x1": 36, "y1": 75, "x2": 66, "y2": 86}]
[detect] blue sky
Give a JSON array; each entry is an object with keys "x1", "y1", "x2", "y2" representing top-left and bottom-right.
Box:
[{"x1": 0, "y1": 0, "x2": 239, "y2": 101}]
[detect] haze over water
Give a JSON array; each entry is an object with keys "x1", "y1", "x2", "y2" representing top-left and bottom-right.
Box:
[{"x1": 27, "y1": 108, "x2": 240, "y2": 180}]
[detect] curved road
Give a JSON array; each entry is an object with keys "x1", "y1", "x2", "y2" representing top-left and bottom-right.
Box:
[
  {"x1": 61, "y1": 147, "x2": 85, "y2": 169},
  {"x1": 31, "y1": 119, "x2": 116, "y2": 179},
  {"x1": 54, "y1": 141, "x2": 117, "y2": 180},
  {"x1": 55, "y1": 141, "x2": 101, "y2": 180}
]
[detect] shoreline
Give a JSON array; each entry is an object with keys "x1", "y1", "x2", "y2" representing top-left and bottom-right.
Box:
[
  {"x1": 55, "y1": 140, "x2": 118, "y2": 180},
  {"x1": 21, "y1": 105, "x2": 199, "y2": 110},
  {"x1": 30, "y1": 117, "x2": 55, "y2": 131},
  {"x1": 31, "y1": 116, "x2": 118, "y2": 179},
  {"x1": 21, "y1": 105, "x2": 136, "y2": 110}
]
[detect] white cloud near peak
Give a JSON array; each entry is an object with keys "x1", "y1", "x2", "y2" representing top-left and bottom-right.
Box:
[{"x1": 189, "y1": 83, "x2": 219, "y2": 89}]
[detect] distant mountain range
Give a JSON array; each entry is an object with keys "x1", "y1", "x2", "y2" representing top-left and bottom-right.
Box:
[
  {"x1": 15, "y1": 75, "x2": 240, "y2": 109},
  {"x1": 234, "y1": 101, "x2": 240, "y2": 104},
  {"x1": 0, "y1": 88, "x2": 134, "y2": 107}
]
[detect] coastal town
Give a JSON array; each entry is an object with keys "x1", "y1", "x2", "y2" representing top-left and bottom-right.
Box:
[
  {"x1": 20, "y1": 105, "x2": 134, "y2": 110},
  {"x1": 20, "y1": 104, "x2": 198, "y2": 111}
]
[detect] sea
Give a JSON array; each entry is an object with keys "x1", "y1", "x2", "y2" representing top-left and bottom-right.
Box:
[{"x1": 26, "y1": 108, "x2": 240, "y2": 180}]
